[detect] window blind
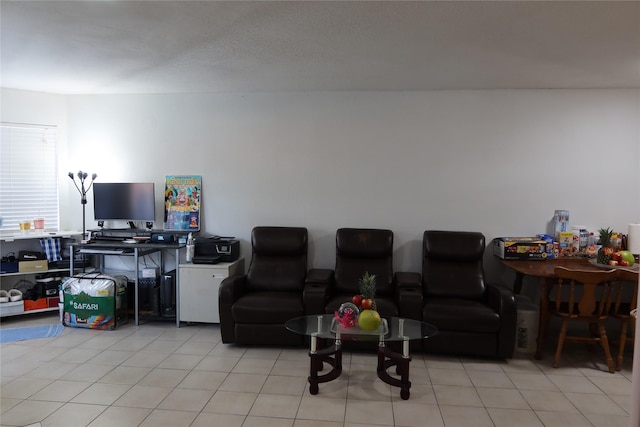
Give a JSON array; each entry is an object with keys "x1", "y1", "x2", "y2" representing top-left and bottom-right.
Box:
[{"x1": 0, "y1": 123, "x2": 59, "y2": 231}]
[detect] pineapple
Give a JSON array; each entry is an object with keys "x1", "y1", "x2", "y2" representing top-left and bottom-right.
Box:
[
  {"x1": 358, "y1": 271, "x2": 377, "y2": 311},
  {"x1": 597, "y1": 227, "x2": 614, "y2": 264}
]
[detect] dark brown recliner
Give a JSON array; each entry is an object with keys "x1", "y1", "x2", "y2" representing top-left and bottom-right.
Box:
[
  {"x1": 219, "y1": 226, "x2": 322, "y2": 346},
  {"x1": 312, "y1": 228, "x2": 405, "y2": 318},
  {"x1": 401, "y1": 230, "x2": 516, "y2": 358}
]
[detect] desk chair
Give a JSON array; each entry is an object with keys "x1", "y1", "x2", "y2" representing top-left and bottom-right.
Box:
[
  {"x1": 552, "y1": 267, "x2": 617, "y2": 373},
  {"x1": 611, "y1": 268, "x2": 638, "y2": 370}
]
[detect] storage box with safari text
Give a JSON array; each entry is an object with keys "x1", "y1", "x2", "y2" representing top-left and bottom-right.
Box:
[{"x1": 493, "y1": 237, "x2": 548, "y2": 261}]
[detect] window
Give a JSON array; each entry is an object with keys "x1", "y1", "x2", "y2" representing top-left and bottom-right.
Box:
[{"x1": 0, "y1": 123, "x2": 59, "y2": 232}]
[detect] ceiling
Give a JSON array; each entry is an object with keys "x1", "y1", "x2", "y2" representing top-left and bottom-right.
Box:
[{"x1": 1, "y1": 1, "x2": 639, "y2": 95}]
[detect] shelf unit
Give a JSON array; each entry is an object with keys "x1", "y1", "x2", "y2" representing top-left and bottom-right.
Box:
[{"x1": 1, "y1": 231, "x2": 82, "y2": 318}]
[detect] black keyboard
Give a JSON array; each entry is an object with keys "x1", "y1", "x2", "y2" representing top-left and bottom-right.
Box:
[{"x1": 92, "y1": 236, "x2": 126, "y2": 242}]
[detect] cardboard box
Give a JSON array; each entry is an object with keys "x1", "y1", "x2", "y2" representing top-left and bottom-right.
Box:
[
  {"x1": 0, "y1": 301, "x2": 24, "y2": 315},
  {"x1": 552, "y1": 210, "x2": 569, "y2": 240},
  {"x1": 536, "y1": 234, "x2": 555, "y2": 259},
  {"x1": 24, "y1": 298, "x2": 48, "y2": 311},
  {"x1": 493, "y1": 237, "x2": 548, "y2": 261},
  {"x1": 18, "y1": 259, "x2": 48, "y2": 273}
]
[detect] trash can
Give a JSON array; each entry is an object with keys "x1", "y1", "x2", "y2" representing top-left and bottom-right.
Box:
[{"x1": 515, "y1": 301, "x2": 539, "y2": 354}]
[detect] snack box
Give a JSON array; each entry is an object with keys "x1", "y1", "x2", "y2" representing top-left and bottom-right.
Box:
[
  {"x1": 536, "y1": 234, "x2": 555, "y2": 259},
  {"x1": 493, "y1": 237, "x2": 548, "y2": 261}
]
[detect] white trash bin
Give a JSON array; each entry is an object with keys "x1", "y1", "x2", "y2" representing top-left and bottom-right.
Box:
[{"x1": 515, "y1": 302, "x2": 539, "y2": 354}]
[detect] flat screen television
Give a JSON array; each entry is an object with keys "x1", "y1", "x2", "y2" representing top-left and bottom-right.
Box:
[{"x1": 93, "y1": 182, "x2": 156, "y2": 222}]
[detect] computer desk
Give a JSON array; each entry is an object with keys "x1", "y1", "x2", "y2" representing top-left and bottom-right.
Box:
[{"x1": 70, "y1": 240, "x2": 185, "y2": 327}]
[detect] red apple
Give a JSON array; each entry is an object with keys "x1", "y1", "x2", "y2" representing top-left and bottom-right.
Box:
[
  {"x1": 608, "y1": 260, "x2": 619, "y2": 266},
  {"x1": 352, "y1": 295, "x2": 363, "y2": 307},
  {"x1": 361, "y1": 299, "x2": 373, "y2": 310},
  {"x1": 620, "y1": 260, "x2": 630, "y2": 267},
  {"x1": 611, "y1": 252, "x2": 622, "y2": 262}
]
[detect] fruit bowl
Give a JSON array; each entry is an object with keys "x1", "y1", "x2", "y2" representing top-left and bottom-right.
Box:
[
  {"x1": 588, "y1": 259, "x2": 639, "y2": 270},
  {"x1": 330, "y1": 317, "x2": 388, "y2": 335}
]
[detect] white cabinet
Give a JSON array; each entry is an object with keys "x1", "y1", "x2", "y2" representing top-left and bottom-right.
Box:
[{"x1": 178, "y1": 259, "x2": 244, "y2": 324}]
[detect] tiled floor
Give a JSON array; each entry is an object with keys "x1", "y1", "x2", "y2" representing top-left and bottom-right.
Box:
[{"x1": 0, "y1": 313, "x2": 634, "y2": 427}]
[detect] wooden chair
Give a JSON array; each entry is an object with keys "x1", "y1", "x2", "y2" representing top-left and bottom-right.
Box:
[
  {"x1": 551, "y1": 267, "x2": 617, "y2": 373},
  {"x1": 611, "y1": 268, "x2": 639, "y2": 370}
]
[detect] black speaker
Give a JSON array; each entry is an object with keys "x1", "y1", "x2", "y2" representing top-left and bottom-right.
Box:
[{"x1": 161, "y1": 270, "x2": 176, "y2": 317}]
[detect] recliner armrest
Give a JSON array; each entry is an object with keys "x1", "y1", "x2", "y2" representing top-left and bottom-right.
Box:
[
  {"x1": 394, "y1": 272, "x2": 422, "y2": 289},
  {"x1": 303, "y1": 283, "x2": 329, "y2": 315},
  {"x1": 304, "y1": 269, "x2": 333, "y2": 315},
  {"x1": 219, "y1": 275, "x2": 247, "y2": 305},
  {"x1": 306, "y1": 268, "x2": 334, "y2": 285},
  {"x1": 395, "y1": 272, "x2": 423, "y2": 320},
  {"x1": 485, "y1": 283, "x2": 516, "y2": 315},
  {"x1": 486, "y1": 282, "x2": 517, "y2": 358}
]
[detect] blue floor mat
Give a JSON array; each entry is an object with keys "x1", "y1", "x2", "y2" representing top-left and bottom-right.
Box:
[{"x1": 0, "y1": 324, "x2": 64, "y2": 343}]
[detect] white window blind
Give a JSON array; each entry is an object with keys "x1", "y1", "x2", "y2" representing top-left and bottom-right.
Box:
[{"x1": 0, "y1": 123, "x2": 59, "y2": 231}]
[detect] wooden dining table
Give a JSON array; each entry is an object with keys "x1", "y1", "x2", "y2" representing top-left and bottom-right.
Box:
[{"x1": 500, "y1": 257, "x2": 639, "y2": 360}]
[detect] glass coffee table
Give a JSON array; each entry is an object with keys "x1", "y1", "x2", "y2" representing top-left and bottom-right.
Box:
[{"x1": 285, "y1": 314, "x2": 437, "y2": 400}]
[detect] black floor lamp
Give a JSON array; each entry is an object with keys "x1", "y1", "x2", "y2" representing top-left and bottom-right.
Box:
[{"x1": 69, "y1": 171, "x2": 97, "y2": 241}]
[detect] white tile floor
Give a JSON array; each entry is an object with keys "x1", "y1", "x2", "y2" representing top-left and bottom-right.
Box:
[{"x1": 0, "y1": 313, "x2": 634, "y2": 427}]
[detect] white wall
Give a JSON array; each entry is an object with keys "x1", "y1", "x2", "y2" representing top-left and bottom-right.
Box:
[{"x1": 3, "y1": 88, "x2": 640, "y2": 286}]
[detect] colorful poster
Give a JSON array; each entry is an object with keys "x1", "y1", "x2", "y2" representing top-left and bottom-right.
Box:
[{"x1": 163, "y1": 175, "x2": 201, "y2": 231}]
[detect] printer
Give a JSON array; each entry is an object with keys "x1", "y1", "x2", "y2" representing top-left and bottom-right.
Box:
[{"x1": 193, "y1": 237, "x2": 240, "y2": 264}]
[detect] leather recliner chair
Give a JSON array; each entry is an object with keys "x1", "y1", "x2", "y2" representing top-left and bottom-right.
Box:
[
  {"x1": 309, "y1": 228, "x2": 407, "y2": 318},
  {"x1": 219, "y1": 226, "x2": 323, "y2": 346},
  {"x1": 400, "y1": 230, "x2": 516, "y2": 358}
]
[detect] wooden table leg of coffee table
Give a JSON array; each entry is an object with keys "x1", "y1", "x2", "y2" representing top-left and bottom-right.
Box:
[
  {"x1": 308, "y1": 339, "x2": 342, "y2": 395},
  {"x1": 377, "y1": 343, "x2": 412, "y2": 400}
]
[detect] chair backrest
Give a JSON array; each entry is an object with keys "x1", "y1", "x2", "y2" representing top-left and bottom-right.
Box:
[
  {"x1": 246, "y1": 226, "x2": 308, "y2": 292},
  {"x1": 612, "y1": 268, "x2": 639, "y2": 315},
  {"x1": 553, "y1": 267, "x2": 617, "y2": 318},
  {"x1": 422, "y1": 230, "x2": 486, "y2": 299},
  {"x1": 334, "y1": 228, "x2": 394, "y2": 295}
]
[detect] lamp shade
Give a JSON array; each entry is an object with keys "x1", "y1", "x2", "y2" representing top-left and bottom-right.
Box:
[{"x1": 628, "y1": 223, "x2": 640, "y2": 255}]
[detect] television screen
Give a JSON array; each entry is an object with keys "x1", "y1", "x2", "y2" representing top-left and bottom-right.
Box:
[{"x1": 93, "y1": 183, "x2": 155, "y2": 222}]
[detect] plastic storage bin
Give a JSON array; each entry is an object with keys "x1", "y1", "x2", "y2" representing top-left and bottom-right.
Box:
[
  {"x1": 62, "y1": 273, "x2": 128, "y2": 330},
  {"x1": 515, "y1": 299, "x2": 539, "y2": 354}
]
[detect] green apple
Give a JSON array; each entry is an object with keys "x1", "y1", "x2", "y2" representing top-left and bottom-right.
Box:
[
  {"x1": 358, "y1": 309, "x2": 381, "y2": 331},
  {"x1": 618, "y1": 250, "x2": 635, "y2": 266}
]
